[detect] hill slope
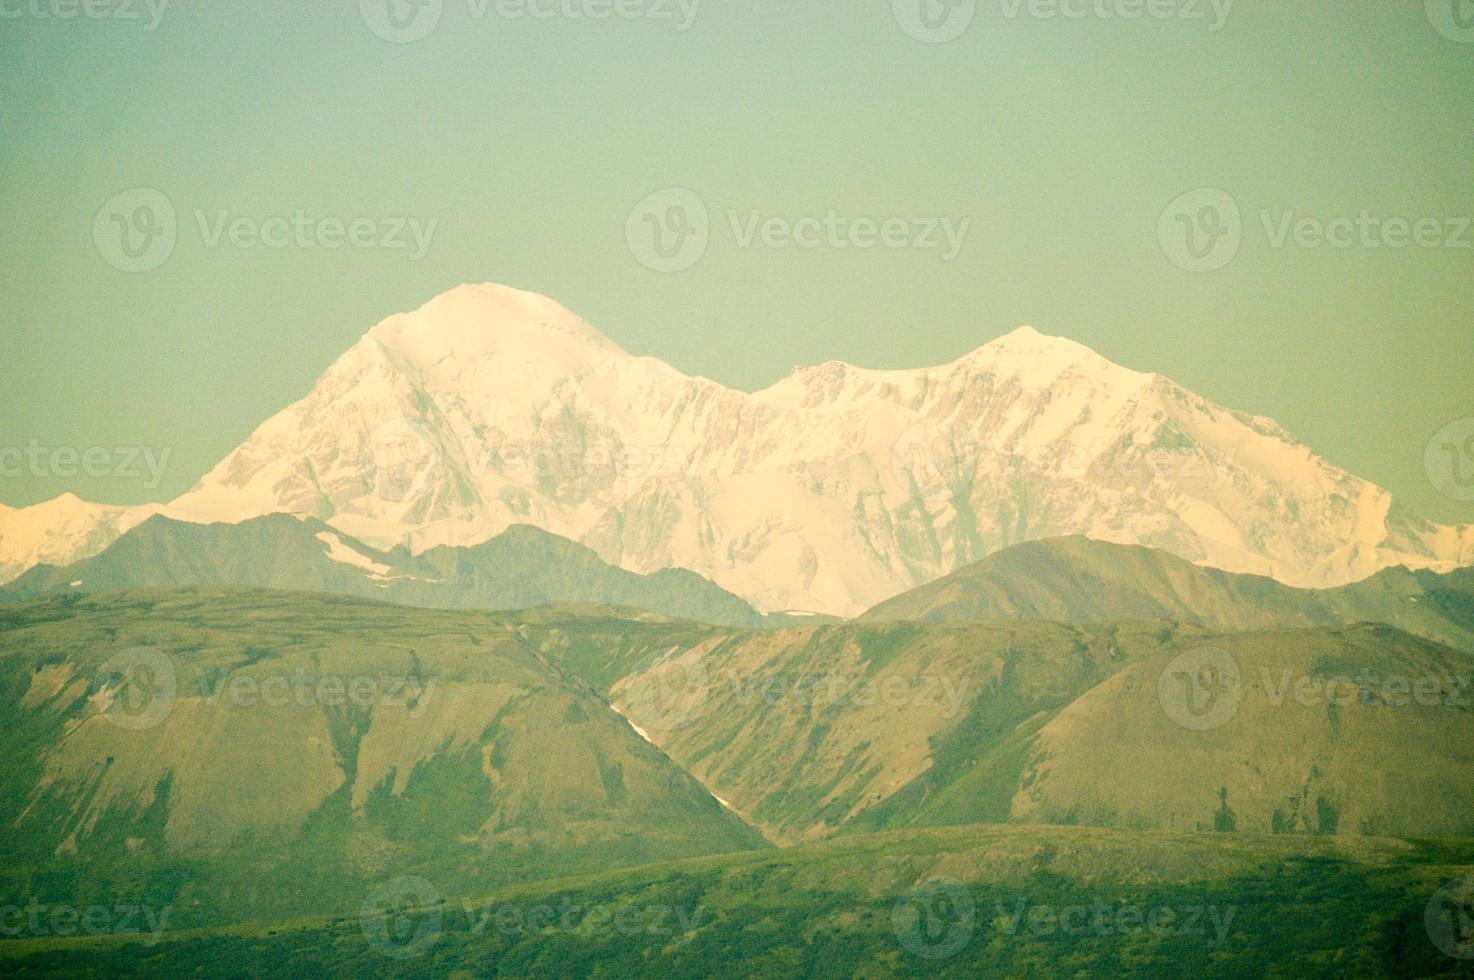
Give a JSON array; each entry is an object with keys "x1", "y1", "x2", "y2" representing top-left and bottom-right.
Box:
[
  {"x1": 0, "y1": 589, "x2": 766, "y2": 931},
  {"x1": 2, "y1": 589, "x2": 1471, "y2": 973},
  {"x1": 861, "y1": 535, "x2": 1474, "y2": 653},
  {"x1": 0, "y1": 515, "x2": 763, "y2": 627},
  {"x1": 1008, "y1": 625, "x2": 1474, "y2": 837},
  {"x1": 512, "y1": 611, "x2": 1474, "y2": 844}
]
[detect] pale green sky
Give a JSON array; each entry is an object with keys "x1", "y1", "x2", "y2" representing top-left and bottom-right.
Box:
[{"x1": 1, "y1": 1, "x2": 1471, "y2": 522}]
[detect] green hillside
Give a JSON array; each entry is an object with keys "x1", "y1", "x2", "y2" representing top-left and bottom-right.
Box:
[
  {"x1": 912, "y1": 625, "x2": 1474, "y2": 837},
  {"x1": 2, "y1": 824, "x2": 1470, "y2": 977},
  {"x1": 596, "y1": 619, "x2": 1193, "y2": 844},
  {"x1": 508, "y1": 611, "x2": 1474, "y2": 845},
  {"x1": 3, "y1": 586, "x2": 1472, "y2": 974},
  {"x1": 0, "y1": 590, "x2": 765, "y2": 932}
]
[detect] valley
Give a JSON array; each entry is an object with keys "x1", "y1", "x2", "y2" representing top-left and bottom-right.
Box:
[{"x1": 2, "y1": 575, "x2": 1472, "y2": 973}]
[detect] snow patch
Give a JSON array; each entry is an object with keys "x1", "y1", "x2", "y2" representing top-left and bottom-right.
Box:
[
  {"x1": 609, "y1": 702, "x2": 654, "y2": 744},
  {"x1": 315, "y1": 532, "x2": 396, "y2": 580}
]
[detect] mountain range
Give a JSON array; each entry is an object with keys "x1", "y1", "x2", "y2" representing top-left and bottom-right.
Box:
[
  {"x1": 862, "y1": 534, "x2": 1474, "y2": 653},
  {"x1": 2, "y1": 282, "x2": 1470, "y2": 615},
  {"x1": 9, "y1": 515, "x2": 1474, "y2": 653},
  {"x1": 0, "y1": 512, "x2": 763, "y2": 627},
  {"x1": 4, "y1": 535, "x2": 1472, "y2": 968},
  {"x1": 5, "y1": 281, "x2": 1474, "y2": 973},
  {"x1": 5, "y1": 587, "x2": 1471, "y2": 936}
]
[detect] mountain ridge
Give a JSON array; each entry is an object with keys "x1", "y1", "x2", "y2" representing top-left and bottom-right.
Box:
[
  {"x1": 2, "y1": 282, "x2": 1469, "y2": 612},
  {"x1": 860, "y1": 533, "x2": 1474, "y2": 652},
  {"x1": 0, "y1": 512, "x2": 765, "y2": 627}
]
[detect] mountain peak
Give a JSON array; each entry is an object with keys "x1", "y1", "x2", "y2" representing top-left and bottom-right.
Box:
[
  {"x1": 1003, "y1": 324, "x2": 1043, "y2": 340},
  {"x1": 30, "y1": 492, "x2": 94, "y2": 514},
  {"x1": 6, "y1": 285, "x2": 1469, "y2": 612},
  {"x1": 951, "y1": 325, "x2": 1146, "y2": 394},
  {"x1": 981, "y1": 324, "x2": 1090, "y2": 356},
  {"x1": 365, "y1": 282, "x2": 627, "y2": 377}
]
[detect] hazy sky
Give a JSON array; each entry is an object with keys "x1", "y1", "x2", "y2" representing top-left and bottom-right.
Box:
[{"x1": 2, "y1": 0, "x2": 1471, "y2": 522}]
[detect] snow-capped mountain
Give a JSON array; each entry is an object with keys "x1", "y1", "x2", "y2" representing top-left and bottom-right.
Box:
[
  {"x1": 0, "y1": 494, "x2": 162, "y2": 587},
  {"x1": 3, "y1": 283, "x2": 1470, "y2": 614}
]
